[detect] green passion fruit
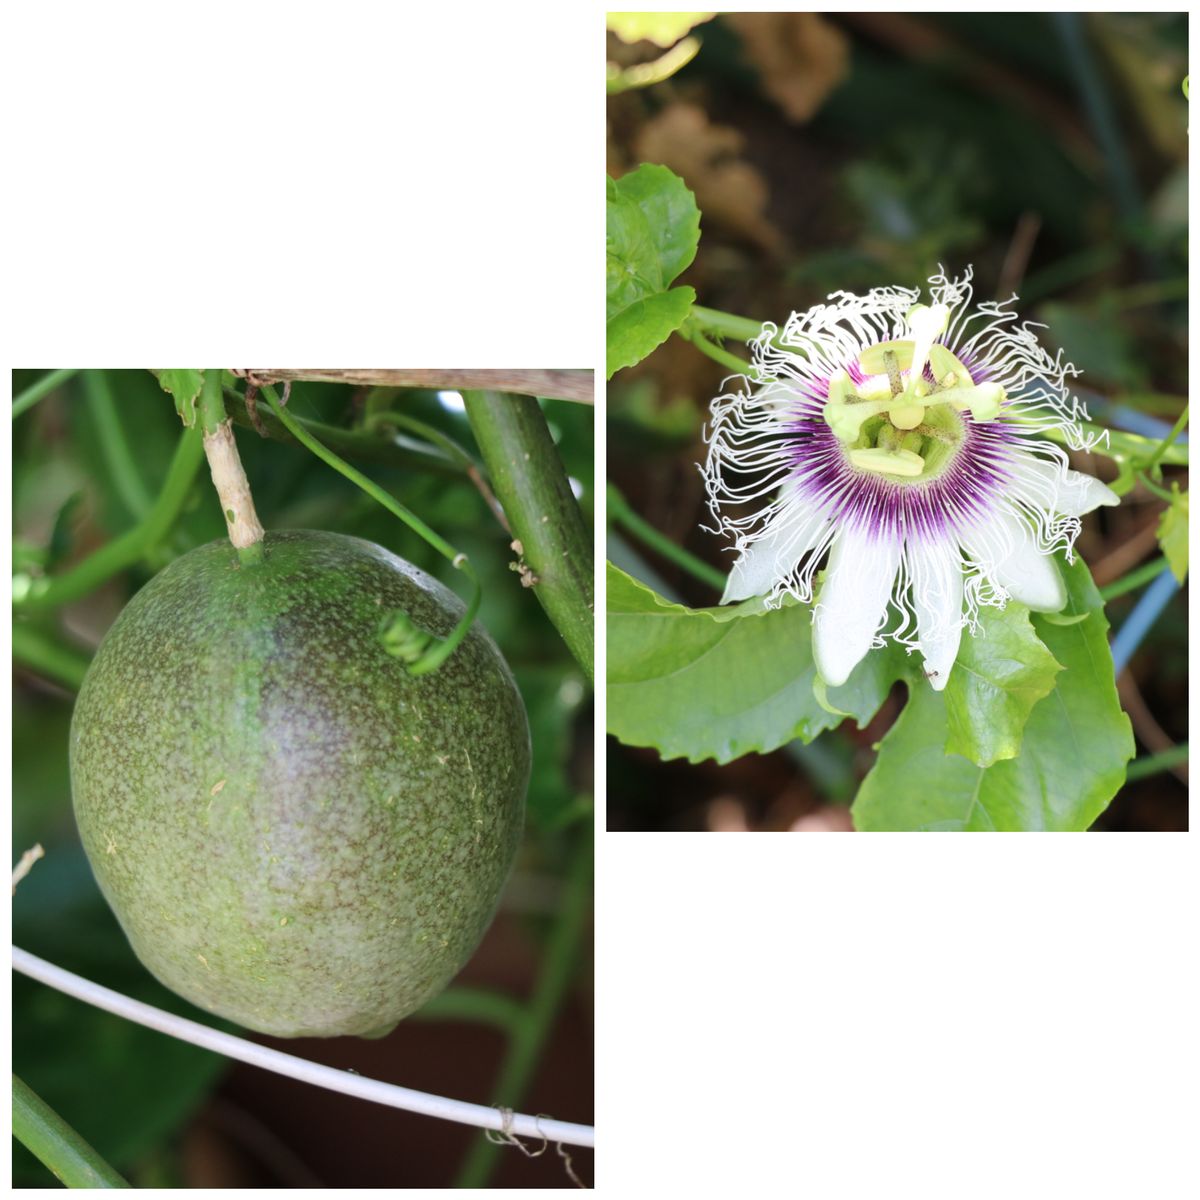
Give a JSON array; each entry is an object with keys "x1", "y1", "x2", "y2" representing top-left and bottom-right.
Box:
[{"x1": 70, "y1": 530, "x2": 529, "y2": 1038}]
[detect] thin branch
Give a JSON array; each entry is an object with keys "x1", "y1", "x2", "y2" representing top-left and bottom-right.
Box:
[
  {"x1": 11, "y1": 947, "x2": 594, "y2": 1150},
  {"x1": 12, "y1": 369, "x2": 79, "y2": 419},
  {"x1": 262, "y1": 387, "x2": 481, "y2": 677},
  {"x1": 223, "y1": 388, "x2": 463, "y2": 475},
  {"x1": 463, "y1": 393, "x2": 594, "y2": 681},
  {"x1": 12, "y1": 1074, "x2": 130, "y2": 1188},
  {"x1": 13, "y1": 425, "x2": 206, "y2": 612},
  {"x1": 11, "y1": 844, "x2": 45, "y2": 894},
  {"x1": 363, "y1": 410, "x2": 510, "y2": 532},
  {"x1": 11, "y1": 624, "x2": 91, "y2": 690},
  {"x1": 237, "y1": 369, "x2": 594, "y2": 405},
  {"x1": 1099, "y1": 556, "x2": 1170, "y2": 602},
  {"x1": 455, "y1": 834, "x2": 593, "y2": 1187},
  {"x1": 607, "y1": 484, "x2": 726, "y2": 592},
  {"x1": 687, "y1": 329, "x2": 755, "y2": 376},
  {"x1": 1124, "y1": 742, "x2": 1189, "y2": 784}
]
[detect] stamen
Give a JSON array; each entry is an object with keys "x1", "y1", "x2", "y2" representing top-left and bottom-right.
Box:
[
  {"x1": 848, "y1": 447, "x2": 925, "y2": 477},
  {"x1": 931, "y1": 382, "x2": 1005, "y2": 422},
  {"x1": 823, "y1": 368, "x2": 891, "y2": 442},
  {"x1": 928, "y1": 344, "x2": 975, "y2": 387}
]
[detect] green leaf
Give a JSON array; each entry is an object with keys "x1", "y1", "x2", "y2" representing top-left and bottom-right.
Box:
[
  {"x1": 606, "y1": 12, "x2": 714, "y2": 48},
  {"x1": 1156, "y1": 484, "x2": 1188, "y2": 582},
  {"x1": 853, "y1": 556, "x2": 1134, "y2": 831},
  {"x1": 606, "y1": 165, "x2": 700, "y2": 379},
  {"x1": 47, "y1": 491, "x2": 85, "y2": 570},
  {"x1": 606, "y1": 287, "x2": 696, "y2": 380},
  {"x1": 613, "y1": 163, "x2": 702, "y2": 286},
  {"x1": 154, "y1": 369, "x2": 205, "y2": 426},
  {"x1": 943, "y1": 602, "x2": 1062, "y2": 767},
  {"x1": 606, "y1": 563, "x2": 903, "y2": 763}
]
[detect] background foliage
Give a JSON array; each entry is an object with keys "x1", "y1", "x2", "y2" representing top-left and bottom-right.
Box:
[
  {"x1": 606, "y1": 11, "x2": 1187, "y2": 832},
  {"x1": 12, "y1": 376, "x2": 593, "y2": 1187}
]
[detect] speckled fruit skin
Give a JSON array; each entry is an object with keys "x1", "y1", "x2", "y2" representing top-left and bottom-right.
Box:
[{"x1": 70, "y1": 530, "x2": 529, "y2": 1039}]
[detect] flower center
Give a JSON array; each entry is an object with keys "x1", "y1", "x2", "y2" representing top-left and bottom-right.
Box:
[{"x1": 822, "y1": 304, "x2": 1006, "y2": 481}]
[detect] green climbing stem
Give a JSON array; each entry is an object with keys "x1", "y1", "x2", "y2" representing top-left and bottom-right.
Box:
[
  {"x1": 410, "y1": 986, "x2": 525, "y2": 1036},
  {"x1": 199, "y1": 370, "x2": 265, "y2": 566},
  {"x1": 11, "y1": 624, "x2": 91, "y2": 690},
  {"x1": 462, "y1": 392, "x2": 595, "y2": 682},
  {"x1": 687, "y1": 328, "x2": 754, "y2": 375},
  {"x1": 12, "y1": 370, "x2": 79, "y2": 419},
  {"x1": 12, "y1": 1074, "x2": 129, "y2": 1188},
  {"x1": 454, "y1": 833, "x2": 593, "y2": 1188},
  {"x1": 362, "y1": 410, "x2": 480, "y2": 472},
  {"x1": 262, "y1": 388, "x2": 480, "y2": 676},
  {"x1": 689, "y1": 305, "x2": 774, "y2": 344},
  {"x1": 1142, "y1": 404, "x2": 1189, "y2": 478},
  {"x1": 224, "y1": 389, "x2": 464, "y2": 476},
  {"x1": 607, "y1": 484, "x2": 725, "y2": 592},
  {"x1": 14, "y1": 424, "x2": 205, "y2": 612},
  {"x1": 1124, "y1": 743, "x2": 1189, "y2": 783},
  {"x1": 1100, "y1": 556, "x2": 1171, "y2": 602},
  {"x1": 82, "y1": 372, "x2": 153, "y2": 519}
]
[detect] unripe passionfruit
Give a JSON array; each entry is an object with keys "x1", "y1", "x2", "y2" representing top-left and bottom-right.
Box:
[{"x1": 70, "y1": 530, "x2": 529, "y2": 1038}]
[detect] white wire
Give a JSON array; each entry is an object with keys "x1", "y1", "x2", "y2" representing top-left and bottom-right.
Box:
[{"x1": 12, "y1": 946, "x2": 595, "y2": 1150}]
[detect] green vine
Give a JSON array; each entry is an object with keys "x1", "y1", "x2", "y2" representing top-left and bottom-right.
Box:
[
  {"x1": 462, "y1": 393, "x2": 595, "y2": 682},
  {"x1": 12, "y1": 1075, "x2": 129, "y2": 1188},
  {"x1": 261, "y1": 387, "x2": 482, "y2": 677},
  {"x1": 13, "y1": 424, "x2": 205, "y2": 612}
]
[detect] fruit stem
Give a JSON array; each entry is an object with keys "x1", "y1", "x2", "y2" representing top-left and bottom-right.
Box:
[{"x1": 199, "y1": 370, "x2": 265, "y2": 560}]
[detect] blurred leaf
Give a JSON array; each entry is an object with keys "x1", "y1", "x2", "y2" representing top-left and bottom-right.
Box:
[
  {"x1": 943, "y1": 602, "x2": 1062, "y2": 767},
  {"x1": 853, "y1": 557, "x2": 1134, "y2": 831},
  {"x1": 513, "y1": 665, "x2": 587, "y2": 831},
  {"x1": 606, "y1": 563, "x2": 903, "y2": 763},
  {"x1": 47, "y1": 491, "x2": 85, "y2": 570},
  {"x1": 1157, "y1": 485, "x2": 1188, "y2": 582},
  {"x1": 633, "y1": 104, "x2": 782, "y2": 253},
  {"x1": 726, "y1": 12, "x2": 849, "y2": 122},
  {"x1": 606, "y1": 164, "x2": 701, "y2": 378},
  {"x1": 844, "y1": 130, "x2": 984, "y2": 270},
  {"x1": 1038, "y1": 302, "x2": 1146, "y2": 390},
  {"x1": 13, "y1": 846, "x2": 228, "y2": 1180},
  {"x1": 607, "y1": 12, "x2": 713, "y2": 48}
]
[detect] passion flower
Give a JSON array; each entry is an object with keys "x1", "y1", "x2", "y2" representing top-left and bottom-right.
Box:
[{"x1": 701, "y1": 267, "x2": 1117, "y2": 690}]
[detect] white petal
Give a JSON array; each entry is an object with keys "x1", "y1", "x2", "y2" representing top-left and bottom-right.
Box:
[
  {"x1": 812, "y1": 525, "x2": 901, "y2": 687},
  {"x1": 960, "y1": 510, "x2": 1066, "y2": 612},
  {"x1": 1010, "y1": 452, "x2": 1119, "y2": 517},
  {"x1": 909, "y1": 540, "x2": 964, "y2": 691},
  {"x1": 722, "y1": 485, "x2": 830, "y2": 603}
]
